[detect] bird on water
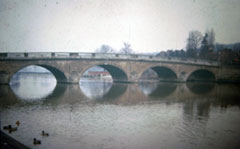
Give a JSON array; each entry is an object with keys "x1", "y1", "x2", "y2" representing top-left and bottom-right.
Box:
[
  {"x1": 41, "y1": 130, "x2": 49, "y2": 136},
  {"x1": 3, "y1": 125, "x2": 11, "y2": 130},
  {"x1": 9, "y1": 127, "x2": 17, "y2": 133},
  {"x1": 16, "y1": 120, "x2": 20, "y2": 126},
  {"x1": 33, "y1": 138, "x2": 41, "y2": 145}
]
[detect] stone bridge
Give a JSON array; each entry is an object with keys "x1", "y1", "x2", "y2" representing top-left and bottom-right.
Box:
[{"x1": 0, "y1": 52, "x2": 239, "y2": 84}]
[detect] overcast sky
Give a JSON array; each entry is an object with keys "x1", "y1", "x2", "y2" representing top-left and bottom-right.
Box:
[{"x1": 0, "y1": 0, "x2": 240, "y2": 53}]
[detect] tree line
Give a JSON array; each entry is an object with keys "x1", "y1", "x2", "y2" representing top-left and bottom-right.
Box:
[
  {"x1": 95, "y1": 29, "x2": 240, "y2": 65},
  {"x1": 158, "y1": 29, "x2": 240, "y2": 65},
  {"x1": 186, "y1": 29, "x2": 215, "y2": 59},
  {"x1": 95, "y1": 42, "x2": 133, "y2": 54}
]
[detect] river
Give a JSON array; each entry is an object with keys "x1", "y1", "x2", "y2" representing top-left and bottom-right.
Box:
[{"x1": 1, "y1": 73, "x2": 240, "y2": 149}]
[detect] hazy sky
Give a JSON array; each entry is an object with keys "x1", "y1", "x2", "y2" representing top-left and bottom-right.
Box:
[{"x1": 0, "y1": 0, "x2": 240, "y2": 53}]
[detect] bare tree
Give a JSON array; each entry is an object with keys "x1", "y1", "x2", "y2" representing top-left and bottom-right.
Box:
[
  {"x1": 186, "y1": 30, "x2": 203, "y2": 58},
  {"x1": 95, "y1": 45, "x2": 115, "y2": 53},
  {"x1": 119, "y1": 42, "x2": 133, "y2": 54}
]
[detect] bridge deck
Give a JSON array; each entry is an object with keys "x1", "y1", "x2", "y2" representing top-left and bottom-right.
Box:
[{"x1": 0, "y1": 52, "x2": 219, "y2": 67}]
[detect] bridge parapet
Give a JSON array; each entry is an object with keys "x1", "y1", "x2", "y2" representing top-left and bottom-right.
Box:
[{"x1": 0, "y1": 52, "x2": 219, "y2": 67}]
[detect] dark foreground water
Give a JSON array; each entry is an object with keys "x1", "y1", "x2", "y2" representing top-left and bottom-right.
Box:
[{"x1": 1, "y1": 74, "x2": 240, "y2": 149}]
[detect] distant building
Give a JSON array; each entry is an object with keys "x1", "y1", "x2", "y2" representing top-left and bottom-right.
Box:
[
  {"x1": 87, "y1": 71, "x2": 110, "y2": 78},
  {"x1": 156, "y1": 51, "x2": 167, "y2": 57},
  {"x1": 156, "y1": 49, "x2": 186, "y2": 58},
  {"x1": 83, "y1": 69, "x2": 111, "y2": 79}
]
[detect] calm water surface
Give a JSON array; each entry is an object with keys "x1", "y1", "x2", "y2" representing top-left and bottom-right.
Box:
[{"x1": 1, "y1": 74, "x2": 240, "y2": 149}]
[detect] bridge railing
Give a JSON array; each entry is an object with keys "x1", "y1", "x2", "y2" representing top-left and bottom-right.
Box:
[{"x1": 0, "y1": 52, "x2": 219, "y2": 66}]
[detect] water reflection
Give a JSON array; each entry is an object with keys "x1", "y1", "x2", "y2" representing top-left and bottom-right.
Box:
[
  {"x1": 79, "y1": 81, "x2": 113, "y2": 100},
  {"x1": 98, "y1": 83, "x2": 128, "y2": 102},
  {"x1": 139, "y1": 82, "x2": 177, "y2": 98},
  {"x1": 186, "y1": 82, "x2": 215, "y2": 95},
  {"x1": 10, "y1": 73, "x2": 57, "y2": 101},
  {"x1": 0, "y1": 85, "x2": 21, "y2": 107},
  {"x1": 178, "y1": 99, "x2": 211, "y2": 146},
  {"x1": 44, "y1": 84, "x2": 67, "y2": 103},
  {"x1": 214, "y1": 84, "x2": 240, "y2": 109},
  {"x1": 0, "y1": 84, "x2": 9, "y2": 97},
  {"x1": 1, "y1": 77, "x2": 240, "y2": 149},
  {"x1": 79, "y1": 81, "x2": 128, "y2": 102}
]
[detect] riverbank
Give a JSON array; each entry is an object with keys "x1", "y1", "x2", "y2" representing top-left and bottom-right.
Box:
[{"x1": 0, "y1": 130, "x2": 30, "y2": 149}]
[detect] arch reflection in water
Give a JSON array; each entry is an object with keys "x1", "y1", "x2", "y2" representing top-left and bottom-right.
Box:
[
  {"x1": 44, "y1": 84, "x2": 67, "y2": 103},
  {"x1": 100, "y1": 83, "x2": 128, "y2": 101},
  {"x1": 139, "y1": 82, "x2": 177, "y2": 98},
  {"x1": 79, "y1": 81, "x2": 128, "y2": 102},
  {"x1": 0, "y1": 85, "x2": 21, "y2": 107},
  {"x1": 186, "y1": 82, "x2": 215, "y2": 95},
  {"x1": 80, "y1": 81, "x2": 113, "y2": 100},
  {"x1": 79, "y1": 65, "x2": 129, "y2": 102},
  {"x1": 9, "y1": 65, "x2": 57, "y2": 101},
  {"x1": 187, "y1": 69, "x2": 215, "y2": 82}
]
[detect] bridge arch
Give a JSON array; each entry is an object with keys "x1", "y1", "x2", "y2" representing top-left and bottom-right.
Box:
[
  {"x1": 80, "y1": 64, "x2": 128, "y2": 82},
  {"x1": 140, "y1": 66, "x2": 178, "y2": 82},
  {"x1": 10, "y1": 64, "x2": 67, "y2": 84},
  {"x1": 187, "y1": 69, "x2": 216, "y2": 82}
]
